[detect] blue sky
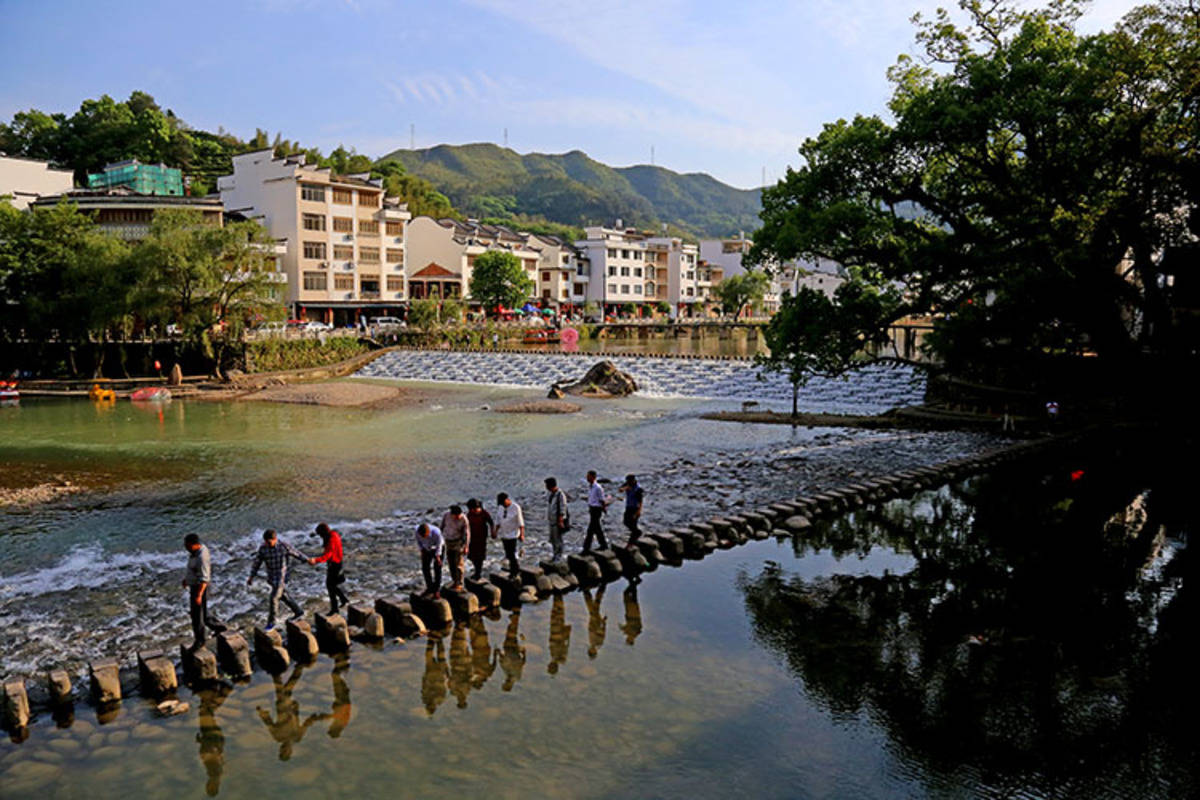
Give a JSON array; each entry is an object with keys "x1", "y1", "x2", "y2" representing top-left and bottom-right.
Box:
[{"x1": 1, "y1": 0, "x2": 1142, "y2": 188}]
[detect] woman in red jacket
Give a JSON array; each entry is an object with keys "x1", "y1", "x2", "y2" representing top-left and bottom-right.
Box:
[{"x1": 310, "y1": 523, "x2": 350, "y2": 614}]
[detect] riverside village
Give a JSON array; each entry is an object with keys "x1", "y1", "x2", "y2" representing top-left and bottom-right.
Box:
[{"x1": 1, "y1": 1, "x2": 1198, "y2": 797}]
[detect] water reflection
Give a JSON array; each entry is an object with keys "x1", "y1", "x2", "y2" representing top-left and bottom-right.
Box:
[
  {"x1": 738, "y1": 462, "x2": 1198, "y2": 797},
  {"x1": 421, "y1": 637, "x2": 448, "y2": 715},
  {"x1": 448, "y1": 623, "x2": 472, "y2": 708},
  {"x1": 469, "y1": 616, "x2": 496, "y2": 689},
  {"x1": 583, "y1": 585, "x2": 607, "y2": 659},
  {"x1": 256, "y1": 665, "x2": 320, "y2": 760},
  {"x1": 547, "y1": 594, "x2": 571, "y2": 674},
  {"x1": 310, "y1": 654, "x2": 352, "y2": 739},
  {"x1": 196, "y1": 683, "x2": 232, "y2": 796},
  {"x1": 620, "y1": 582, "x2": 642, "y2": 646},
  {"x1": 497, "y1": 609, "x2": 526, "y2": 692}
]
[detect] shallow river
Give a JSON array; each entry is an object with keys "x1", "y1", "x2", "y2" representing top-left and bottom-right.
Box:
[{"x1": 0, "y1": 379, "x2": 1195, "y2": 798}]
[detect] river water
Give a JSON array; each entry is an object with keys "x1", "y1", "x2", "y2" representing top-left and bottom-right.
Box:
[{"x1": 1, "y1": 364, "x2": 1195, "y2": 797}]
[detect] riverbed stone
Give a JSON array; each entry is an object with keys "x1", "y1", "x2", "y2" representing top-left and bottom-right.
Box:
[
  {"x1": 566, "y1": 553, "x2": 604, "y2": 584},
  {"x1": 315, "y1": 613, "x2": 352, "y2": 651},
  {"x1": 216, "y1": 632, "x2": 252, "y2": 678},
  {"x1": 539, "y1": 559, "x2": 571, "y2": 577},
  {"x1": 633, "y1": 538, "x2": 664, "y2": 565},
  {"x1": 408, "y1": 594, "x2": 453, "y2": 629},
  {"x1": 463, "y1": 578, "x2": 502, "y2": 609},
  {"x1": 648, "y1": 532, "x2": 684, "y2": 560},
  {"x1": 285, "y1": 619, "x2": 320, "y2": 661},
  {"x1": 489, "y1": 572, "x2": 524, "y2": 603},
  {"x1": 137, "y1": 650, "x2": 178, "y2": 696},
  {"x1": 360, "y1": 612, "x2": 385, "y2": 640},
  {"x1": 442, "y1": 588, "x2": 480, "y2": 619},
  {"x1": 180, "y1": 645, "x2": 218, "y2": 683},
  {"x1": 346, "y1": 604, "x2": 373, "y2": 628},
  {"x1": 546, "y1": 573, "x2": 574, "y2": 593},
  {"x1": 518, "y1": 565, "x2": 545, "y2": 586},
  {"x1": 517, "y1": 587, "x2": 539, "y2": 604},
  {"x1": 671, "y1": 528, "x2": 708, "y2": 557},
  {"x1": 89, "y1": 658, "x2": 122, "y2": 704},
  {"x1": 614, "y1": 546, "x2": 650, "y2": 574},
  {"x1": 154, "y1": 699, "x2": 190, "y2": 718},
  {"x1": 374, "y1": 597, "x2": 414, "y2": 633},
  {"x1": 2, "y1": 680, "x2": 29, "y2": 730},
  {"x1": 253, "y1": 627, "x2": 291, "y2": 673},
  {"x1": 47, "y1": 670, "x2": 72, "y2": 706},
  {"x1": 589, "y1": 549, "x2": 625, "y2": 580},
  {"x1": 783, "y1": 515, "x2": 812, "y2": 533}
]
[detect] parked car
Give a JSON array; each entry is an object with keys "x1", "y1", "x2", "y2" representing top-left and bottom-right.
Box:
[
  {"x1": 254, "y1": 321, "x2": 287, "y2": 335},
  {"x1": 369, "y1": 316, "x2": 406, "y2": 331},
  {"x1": 299, "y1": 320, "x2": 332, "y2": 331}
]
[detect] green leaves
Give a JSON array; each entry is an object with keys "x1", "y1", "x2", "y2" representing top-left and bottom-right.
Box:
[
  {"x1": 715, "y1": 270, "x2": 770, "y2": 318},
  {"x1": 468, "y1": 250, "x2": 534, "y2": 316}
]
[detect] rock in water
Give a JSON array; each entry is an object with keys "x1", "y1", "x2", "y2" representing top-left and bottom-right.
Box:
[{"x1": 549, "y1": 360, "x2": 638, "y2": 398}]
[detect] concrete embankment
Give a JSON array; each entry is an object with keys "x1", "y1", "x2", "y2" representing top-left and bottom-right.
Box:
[{"x1": 0, "y1": 428, "x2": 1092, "y2": 736}]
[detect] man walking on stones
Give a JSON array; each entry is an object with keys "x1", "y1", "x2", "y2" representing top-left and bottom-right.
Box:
[
  {"x1": 584, "y1": 470, "x2": 609, "y2": 552},
  {"x1": 247, "y1": 529, "x2": 310, "y2": 630},
  {"x1": 441, "y1": 505, "x2": 470, "y2": 592},
  {"x1": 183, "y1": 533, "x2": 226, "y2": 650},
  {"x1": 309, "y1": 523, "x2": 350, "y2": 615},
  {"x1": 416, "y1": 522, "x2": 445, "y2": 598},
  {"x1": 494, "y1": 493, "x2": 525, "y2": 575},
  {"x1": 545, "y1": 477, "x2": 568, "y2": 562},
  {"x1": 619, "y1": 474, "x2": 645, "y2": 548},
  {"x1": 466, "y1": 498, "x2": 494, "y2": 581}
]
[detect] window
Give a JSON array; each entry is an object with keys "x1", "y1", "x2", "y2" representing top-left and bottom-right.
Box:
[
  {"x1": 302, "y1": 213, "x2": 326, "y2": 231},
  {"x1": 386, "y1": 248, "x2": 403, "y2": 263},
  {"x1": 633, "y1": 267, "x2": 642, "y2": 277},
  {"x1": 573, "y1": 283, "x2": 584, "y2": 294},
  {"x1": 561, "y1": 288, "x2": 568, "y2": 299},
  {"x1": 333, "y1": 216, "x2": 353, "y2": 233},
  {"x1": 608, "y1": 283, "x2": 617, "y2": 294},
  {"x1": 686, "y1": 287, "x2": 694, "y2": 296},
  {"x1": 359, "y1": 246, "x2": 380, "y2": 263},
  {"x1": 621, "y1": 249, "x2": 630, "y2": 259},
  {"x1": 607, "y1": 248, "x2": 616, "y2": 258},
  {"x1": 334, "y1": 274, "x2": 354, "y2": 290},
  {"x1": 332, "y1": 188, "x2": 353, "y2": 204},
  {"x1": 303, "y1": 271, "x2": 327, "y2": 290},
  {"x1": 302, "y1": 241, "x2": 327, "y2": 260},
  {"x1": 633, "y1": 251, "x2": 642, "y2": 260},
  {"x1": 358, "y1": 192, "x2": 380, "y2": 208},
  {"x1": 387, "y1": 275, "x2": 404, "y2": 291},
  {"x1": 620, "y1": 266, "x2": 630, "y2": 277},
  {"x1": 608, "y1": 266, "x2": 617, "y2": 276},
  {"x1": 541, "y1": 271, "x2": 550, "y2": 282},
  {"x1": 301, "y1": 184, "x2": 325, "y2": 202},
  {"x1": 620, "y1": 284, "x2": 630, "y2": 294},
  {"x1": 359, "y1": 219, "x2": 379, "y2": 235},
  {"x1": 333, "y1": 244, "x2": 354, "y2": 261},
  {"x1": 561, "y1": 255, "x2": 570, "y2": 265},
  {"x1": 633, "y1": 284, "x2": 642, "y2": 295},
  {"x1": 542, "y1": 289, "x2": 551, "y2": 299},
  {"x1": 386, "y1": 220, "x2": 404, "y2": 235}
]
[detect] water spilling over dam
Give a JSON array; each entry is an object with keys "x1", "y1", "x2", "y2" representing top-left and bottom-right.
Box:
[{"x1": 356, "y1": 351, "x2": 926, "y2": 414}]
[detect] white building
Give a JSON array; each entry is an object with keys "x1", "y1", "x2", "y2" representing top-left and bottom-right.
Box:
[
  {"x1": 218, "y1": 149, "x2": 410, "y2": 324},
  {"x1": 576, "y1": 223, "x2": 713, "y2": 317},
  {"x1": 700, "y1": 233, "x2": 844, "y2": 313},
  {"x1": 0, "y1": 155, "x2": 75, "y2": 210}
]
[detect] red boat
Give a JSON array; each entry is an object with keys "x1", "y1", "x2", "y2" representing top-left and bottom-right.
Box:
[
  {"x1": 0, "y1": 380, "x2": 18, "y2": 403},
  {"x1": 130, "y1": 387, "x2": 171, "y2": 402},
  {"x1": 522, "y1": 329, "x2": 561, "y2": 345}
]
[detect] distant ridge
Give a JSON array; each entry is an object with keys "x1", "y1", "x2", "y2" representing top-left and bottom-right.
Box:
[{"x1": 378, "y1": 142, "x2": 762, "y2": 239}]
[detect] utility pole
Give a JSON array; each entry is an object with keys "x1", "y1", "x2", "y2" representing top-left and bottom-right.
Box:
[
  {"x1": 504, "y1": 128, "x2": 508, "y2": 147},
  {"x1": 651, "y1": 145, "x2": 655, "y2": 165},
  {"x1": 762, "y1": 166, "x2": 766, "y2": 187},
  {"x1": 410, "y1": 124, "x2": 415, "y2": 150}
]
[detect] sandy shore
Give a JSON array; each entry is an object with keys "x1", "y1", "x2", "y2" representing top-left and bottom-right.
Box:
[
  {"x1": 232, "y1": 380, "x2": 422, "y2": 409},
  {"x1": 493, "y1": 399, "x2": 582, "y2": 414}
]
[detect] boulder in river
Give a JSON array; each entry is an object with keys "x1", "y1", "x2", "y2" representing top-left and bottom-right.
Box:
[{"x1": 548, "y1": 360, "x2": 638, "y2": 399}]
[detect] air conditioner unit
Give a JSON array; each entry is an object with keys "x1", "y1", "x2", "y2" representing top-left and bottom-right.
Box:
[
  {"x1": 345, "y1": 233, "x2": 354, "y2": 240},
  {"x1": 346, "y1": 261, "x2": 356, "y2": 270},
  {"x1": 319, "y1": 261, "x2": 329, "y2": 268}
]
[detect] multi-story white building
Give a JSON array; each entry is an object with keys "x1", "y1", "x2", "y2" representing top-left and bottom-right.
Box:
[
  {"x1": 0, "y1": 155, "x2": 75, "y2": 210},
  {"x1": 700, "y1": 233, "x2": 844, "y2": 313},
  {"x1": 218, "y1": 149, "x2": 410, "y2": 324},
  {"x1": 576, "y1": 223, "x2": 713, "y2": 317}
]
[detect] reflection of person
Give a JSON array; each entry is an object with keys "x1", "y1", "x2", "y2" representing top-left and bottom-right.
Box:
[
  {"x1": 416, "y1": 523, "x2": 445, "y2": 598},
  {"x1": 547, "y1": 593, "x2": 572, "y2": 674},
  {"x1": 583, "y1": 584, "x2": 607, "y2": 659},
  {"x1": 494, "y1": 494, "x2": 525, "y2": 575},
  {"x1": 584, "y1": 470, "x2": 609, "y2": 551},
  {"x1": 421, "y1": 636, "x2": 449, "y2": 716},
  {"x1": 256, "y1": 664, "x2": 318, "y2": 761},
  {"x1": 196, "y1": 683, "x2": 232, "y2": 797},
  {"x1": 448, "y1": 622, "x2": 473, "y2": 708},
  {"x1": 309, "y1": 653, "x2": 352, "y2": 738},
  {"x1": 247, "y1": 529, "x2": 310, "y2": 629},
  {"x1": 618, "y1": 474, "x2": 645, "y2": 548},
  {"x1": 310, "y1": 523, "x2": 350, "y2": 615},
  {"x1": 620, "y1": 581, "x2": 643, "y2": 646},
  {"x1": 465, "y1": 499, "x2": 494, "y2": 581},
  {"x1": 497, "y1": 609, "x2": 526, "y2": 691},
  {"x1": 183, "y1": 533, "x2": 226, "y2": 650},
  {"x1": 469, "y1": 615, "x2": 496, "y2": 689}
]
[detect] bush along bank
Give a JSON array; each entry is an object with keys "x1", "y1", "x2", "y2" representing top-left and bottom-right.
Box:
[{"x1": 242, "y1": 338, "x2": 372, "y2": 373}]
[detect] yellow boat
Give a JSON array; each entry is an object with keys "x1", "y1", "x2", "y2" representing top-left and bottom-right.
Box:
[{"x1": 89, "y1": 384, "x2": 116, "y2": 402}]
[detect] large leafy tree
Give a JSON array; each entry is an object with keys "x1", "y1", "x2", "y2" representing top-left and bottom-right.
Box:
[
  {"x1": 468, "y1": 250, "x2": 534, "y2": 314},
  {"x1": 750, "y1": 0, "x2": 1200, "y2": 377},
  {"x1": 715, "y1": 270, "x2": 771, "y2": 318}
]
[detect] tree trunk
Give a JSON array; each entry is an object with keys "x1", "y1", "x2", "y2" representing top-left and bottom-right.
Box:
[{"x1": 792, "y1": 382, "x2": 799, "y2": 419}]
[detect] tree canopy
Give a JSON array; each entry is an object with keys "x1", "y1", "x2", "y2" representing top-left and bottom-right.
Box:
[
  {"x1": 715, "y1": 270, "x2": 771, "y2": 318},
  {"x1": 468, "y1": 250, "x2": 535, "y2": 314},
  {"x1": 749, "y1": 0, "x2": 1200, "y2": 377}
]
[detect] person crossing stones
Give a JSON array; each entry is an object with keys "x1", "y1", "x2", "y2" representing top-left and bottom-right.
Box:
[
  {"x1": 583, "y1": 470, "x2": 610, "y2": 552},
  {"x1": 465, "y1": 498, "x2": 494, "y2": 581},
  {"x1": 309, "y1": 523, "x2": 350, "y2": 615},
  {"x1": 618, "y1": 474, "x2": 645, "y2": 548},
  {"x1": 247, "y1": 529, "x2": 311, "y2": 630},
  {"x1": 545, "y1": 477, "x2": 569, "y2": 562},
  {"x1": 494, "y1": 493, "x2": 525, "y2": 575},
  {"x1": 182, "y1": 533, "x2": 226, "y2": 650},
  {"x1": 415, "y1": 522, "x2": 445, "y2": 598},
  {"x1": 441, "y1": 505, "x2": 470, "y2": 592}
]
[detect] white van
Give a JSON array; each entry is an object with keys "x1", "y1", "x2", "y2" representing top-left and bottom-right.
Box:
[{"x1": 369, "y1": 316, "x2": 406, "y2": 330}]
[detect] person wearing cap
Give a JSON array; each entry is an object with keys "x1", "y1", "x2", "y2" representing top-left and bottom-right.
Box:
[
  {"x1": 618, "y1": 474, "x2": 645, "y2": 548},
  {"x1": 494, "y1": 493, "x2": 525, "y2": 575},
  {"x1": 441, "y1": 504, "x2": 470, "y2": 592}
]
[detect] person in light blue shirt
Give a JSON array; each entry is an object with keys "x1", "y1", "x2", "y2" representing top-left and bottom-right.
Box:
[
  {"x1": 584, "y1": 470, "x2": 609, "y2": 551},
  {"x1": 416, "y1": 523, "x2": 445, "y2": 598}
]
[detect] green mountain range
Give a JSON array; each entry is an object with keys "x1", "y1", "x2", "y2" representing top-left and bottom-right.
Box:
[{"x1": 378, "y1": 143, "x2": 763, "y2": 239}]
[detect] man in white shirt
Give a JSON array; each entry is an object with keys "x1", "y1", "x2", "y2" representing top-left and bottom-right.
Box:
[
  {"x1": 493, "y1": 492, "x2": 525, "y2": 575},
  {"x1": 584, "y1": 470, "x2": 609, "y2": 551}
]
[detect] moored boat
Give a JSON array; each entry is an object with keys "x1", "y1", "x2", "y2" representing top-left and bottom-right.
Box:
[
  {"x1": 0, "y1": 380, "x2": 18, "y2": 402},
  {"x1": 129, "y1": 387, "x2": 171, "y2": 402}
]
